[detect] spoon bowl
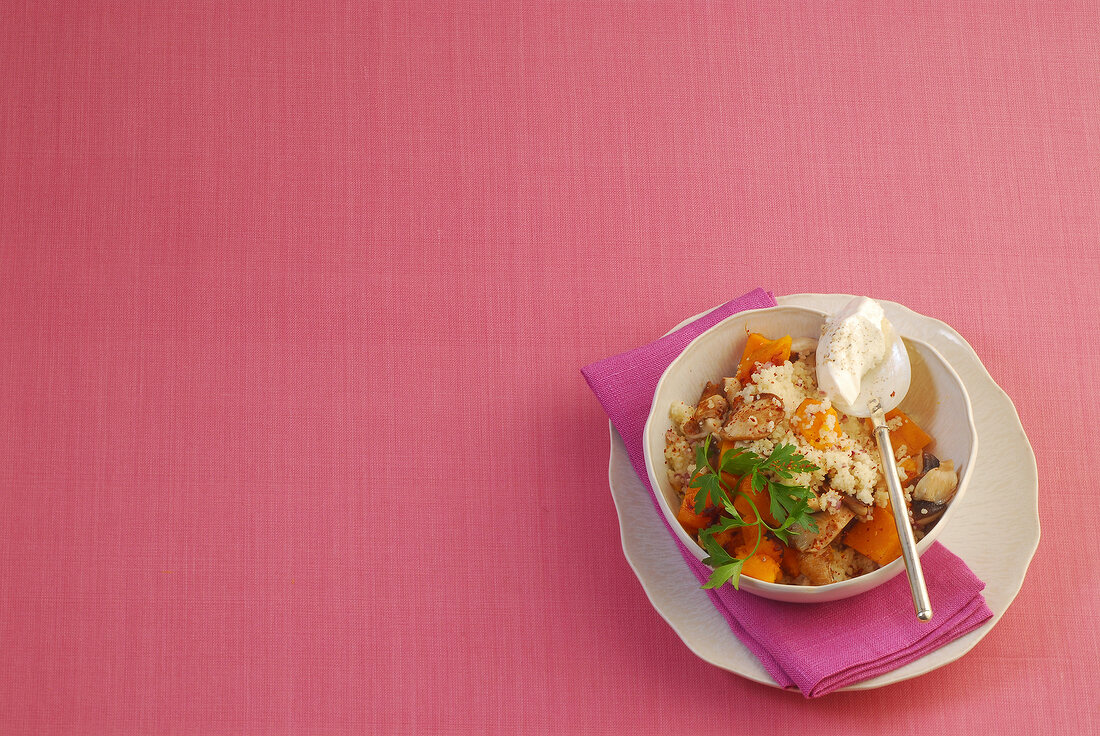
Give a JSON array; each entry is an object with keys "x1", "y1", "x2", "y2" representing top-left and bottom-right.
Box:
[{"x1": 830, "y1": 322, "x2": 912, "y2": 418}]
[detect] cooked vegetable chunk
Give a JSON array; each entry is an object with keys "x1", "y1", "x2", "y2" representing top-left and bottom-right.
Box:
[{"x1": 736, "y1": 333, "x2": 792, "y2": 383}]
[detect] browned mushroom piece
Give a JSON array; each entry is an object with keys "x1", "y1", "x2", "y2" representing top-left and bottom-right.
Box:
[
  {"x1": 799, "y1": 548, "x2": 841, "y2": 585},
  {"x1": 911, "y1": 500, "x2": 947, "y2": 528},
  {"x1": 718, "y1": 393, "x2": 784, "y2": 441},
  {"x1": 682, "y1": 381, "x2": 729, "y2": 439},
  {"x1": 789, "y1": 506, "x2": 856, "y2": 554},
  {"x1": 913, "y1": 459, "x2": 957, "y2": 504},
  {"x1": 841, "y1": 494, "x2": 874, "y2": 521}
]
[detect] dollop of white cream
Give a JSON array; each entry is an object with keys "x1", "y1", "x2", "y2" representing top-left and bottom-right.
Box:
[{"x1": 816, "y1": 297, "x2": 890, "y2": 409}]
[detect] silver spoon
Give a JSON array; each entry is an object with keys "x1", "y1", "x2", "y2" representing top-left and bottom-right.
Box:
[{"x1": 824, "y1": 321, "x2": 932, "y2": 622}]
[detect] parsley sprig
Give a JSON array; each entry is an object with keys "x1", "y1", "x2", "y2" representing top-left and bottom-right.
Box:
[{"x1": 688, "y1": 436, "x2": 820, "y2": 590}]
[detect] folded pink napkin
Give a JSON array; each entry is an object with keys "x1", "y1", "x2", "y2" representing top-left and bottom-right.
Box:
[{"x1": 582, "y1": 288, "x2": 992, "y2": 697}]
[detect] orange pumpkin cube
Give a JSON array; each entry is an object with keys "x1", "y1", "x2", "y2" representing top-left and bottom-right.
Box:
[
  {"x1": 736, "y1": 333, "x2": 792, "y2": 383},
  {"x1": 792, "y1": 397, "x2": 844, "y2": 450},
  {"x1": 779, "y1": 544, "x2": 801, "y2": 578},
  {"x1": 844, "y1": 495, "x2": 904, "y2": 566},
  {"x1": 676, "y1": 477, "x2": 717, "y2": 534},
  {"x1": 885, "y1": 409, "x2": 933, "y2": 456},
  {"x1": 733, "y1": 538, "x2": 783, "y2": 583}
]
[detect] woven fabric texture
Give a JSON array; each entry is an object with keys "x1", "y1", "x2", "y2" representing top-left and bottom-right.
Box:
[{"x1": 1, "y1": 1, "x2": 1098, "y2": 733}]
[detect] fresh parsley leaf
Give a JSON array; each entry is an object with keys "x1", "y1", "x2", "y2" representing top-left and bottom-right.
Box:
[
  {"x1": 699, "y1": 532, "x2": 734, "y2": 564},
  {"x1": 768, "y1": 489, "x2": 787, "y2": 526},
  {"x1": 693, "y1": 440, "x2": 710, "y2": 477},
  {"x1": 703, "y1": 560, "x2": 745, "y2": 589},
  {"x1": 719, "y1": 447, "x2": 760, "y2": 477},
  {"x1": 687, "y1": 436, "x2": 726, "y2": 512},
  {"x1": 692, "y1": 442, "x2": 819, "y2": 592},
  {"x1": 701, "y1": 513, "x2": 750, "y2": 534},
  {"x1": 785, "y1": 505, "x2": 818, "y2": 535},
  {"x1": 759, "y1": 443, "x2": 820, "y2": 478},
  {"x1": 690, "y1": 472, "x2": 724, "y2": 514},
  {"x1": 769, "y1": 482, "x2": 814, "y2": 521},
  {"x1": 699, "y1": 534, "x2": 745, "y2": 589}
]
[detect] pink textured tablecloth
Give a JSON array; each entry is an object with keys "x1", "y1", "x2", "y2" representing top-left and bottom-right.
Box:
[{"x1": 1, "y1": 2, "x2": 1097, "y2": 734}]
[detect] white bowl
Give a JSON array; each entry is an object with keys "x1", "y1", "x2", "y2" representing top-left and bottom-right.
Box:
[{"x1": 642, "y1": 305, "x2": 979, "y2": 603}]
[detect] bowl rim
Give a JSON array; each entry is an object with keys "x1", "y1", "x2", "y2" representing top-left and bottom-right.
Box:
[{"x1": 641, "y1": 303, "x2": 980, "y2": 599}]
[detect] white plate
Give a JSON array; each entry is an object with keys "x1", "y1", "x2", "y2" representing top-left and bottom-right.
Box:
[{"x1": 607, "y1": 293, "x2": 1040, "y2": 690}]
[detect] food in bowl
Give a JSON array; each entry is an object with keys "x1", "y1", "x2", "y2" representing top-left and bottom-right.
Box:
[{"x1": 664, "y1": 332, "x2": 960, "y2": 589}]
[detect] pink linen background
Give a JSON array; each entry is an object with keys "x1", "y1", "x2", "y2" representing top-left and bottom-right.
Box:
[{"x1": 0, "y1": 1, "x2": 1097, "y2": 734}]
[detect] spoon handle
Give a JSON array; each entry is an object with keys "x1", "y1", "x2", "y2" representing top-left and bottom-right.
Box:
[{"x1": 871, "y1": 408, "x2": 933, "y2": 622}]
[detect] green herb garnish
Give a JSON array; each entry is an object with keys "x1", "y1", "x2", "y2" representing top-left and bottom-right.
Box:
[{"x1": 688, "y1": 436, "x2": 820, "y2": 590}]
